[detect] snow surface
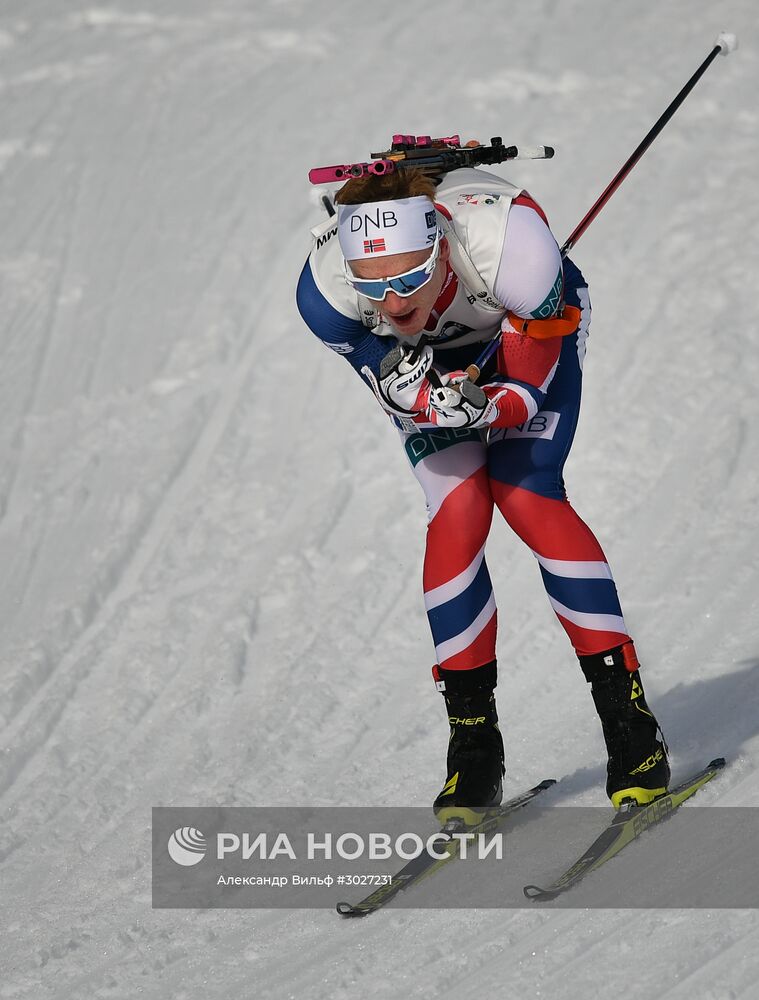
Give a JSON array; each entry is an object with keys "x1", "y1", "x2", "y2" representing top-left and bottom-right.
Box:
[{"x1": 1, "y1": 0, "x2": 758, "y2": 997}]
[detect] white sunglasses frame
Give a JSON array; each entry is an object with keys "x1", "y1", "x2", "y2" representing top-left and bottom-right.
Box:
[{"x1": 343, "y1": 230, "x2": 443, "y2": 301}]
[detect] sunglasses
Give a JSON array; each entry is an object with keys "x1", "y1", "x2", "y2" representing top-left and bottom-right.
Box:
[{"x1": 343, "y1": 231, "x2": 441, "y2": 301}]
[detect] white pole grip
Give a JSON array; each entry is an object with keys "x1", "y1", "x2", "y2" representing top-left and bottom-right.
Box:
[
  {"x1": 715, "y1": 31, "x2": 738, "y2": 55},
  {"x1": 515, "y1": 145, "x2": 554, "y2": 160}
]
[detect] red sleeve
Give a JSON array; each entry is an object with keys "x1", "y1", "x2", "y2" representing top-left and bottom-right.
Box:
[
  {"x1": 479, "y1": 332, "x2": 562, "y2": 428},
  {"x1": 497, "y1": 330, "x2": 562, "y2": 386}
]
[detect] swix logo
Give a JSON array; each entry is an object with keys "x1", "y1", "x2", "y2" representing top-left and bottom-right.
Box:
[
  {"x1": 476, "y1": 291, "x2": 502, "y2": 309},
  {"x1": 364, "y1": 239, "x2": 386, "y2": 254},
  {"x1": 630, "y1": 748, "x2": 664, "y2": 775},
  {"x1": 396, "y1": 363, "x2": 427, "y2": 392},
  {"x1": 350, "y1": 208, "x2": 398, "y2": 236}
]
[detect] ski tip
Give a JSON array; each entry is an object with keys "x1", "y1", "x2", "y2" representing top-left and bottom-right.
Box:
[
  {"x1": 708, "y1": 757, "x2": 727, "y2": 770},
  {"x1": 523, "y1": 883, "x2": 559, "y2": 902},
  {"x1": 336, "y1": 901, "x2": 366, "y2": 918},
  {"x1": 537, "y1": 778, "x2": 558, "y2": 790}
]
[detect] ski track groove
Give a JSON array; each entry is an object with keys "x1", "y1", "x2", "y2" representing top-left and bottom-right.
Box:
[
  {"x1": 0, "y1": 217, "x2": 324, "y2": 828},
  {"x1": 654, "y1": 924, "x2": 759, "y2": 1000},
  {"x1": 3, "y1": 582, "x2": 258, "y2": 860},
  {"x1": 0, "y1": 226, "x2": 305, "y2": 802},
  {"x1": 0, "y1": 423, "x2": 201, "y2": 793},
  {"x1": 0, "y1": 439, "x2": 201, "y2": 802},
  {"x1": 21, "y1": 463, "x2": 352, "y2": 824},
  {"x1": 26, "y1": 159, "x2": 84, "y2": 411},
  {"x1": 0, "y1": 164, "x2": 83, "y2": 530},
  {"x1": 81, "y1": 182, "x2": 142, "y2": 398}
]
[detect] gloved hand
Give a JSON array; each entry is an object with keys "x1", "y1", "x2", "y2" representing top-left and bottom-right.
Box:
[
  {"x1": 372, "y1": 343, "x2": 435, "y2": 416},
  {"x1": 426, "y1": 372, "x2": 497, "y2": 428}
]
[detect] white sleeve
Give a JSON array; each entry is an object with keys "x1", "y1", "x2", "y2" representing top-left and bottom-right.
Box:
[{"x1": 492, "y1": 204, "x2": 563, "y2": 319}]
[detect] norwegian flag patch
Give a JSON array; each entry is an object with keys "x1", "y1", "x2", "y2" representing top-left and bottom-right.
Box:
[{"x1": 363, "y1": 239, "x2": 386, "y2": 254}]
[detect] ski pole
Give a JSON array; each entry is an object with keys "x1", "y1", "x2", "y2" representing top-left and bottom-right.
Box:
[
  {"x1": 322, "y1": 194, "x2": 336, "y2": 217},
  {"x1": 561, "y1": 31, "x2": 737, "y2": 256},
  {"x1": 466, "y1": 31, "x2": 738, "y2": 383}
]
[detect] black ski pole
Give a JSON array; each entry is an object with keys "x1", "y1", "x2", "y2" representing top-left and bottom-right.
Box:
[
  {"x1": 322, "y1": 194, "x2": 336, "y2": 217},
  {"x1": 561, "y1": 31, "x2": 737, "y2": 257},
  {"x1": 467, "y1": 32, "x2": 737, "y2": 382}
]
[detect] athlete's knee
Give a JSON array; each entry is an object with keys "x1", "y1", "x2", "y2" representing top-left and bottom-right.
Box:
[{"x1": 491, "y1": 480, "x2": 566, "y2": 531}]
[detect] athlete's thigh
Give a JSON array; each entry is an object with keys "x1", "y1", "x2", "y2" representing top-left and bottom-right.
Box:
[{"x1": 400, "y1": 426, "x2": 491, "y2": 523}]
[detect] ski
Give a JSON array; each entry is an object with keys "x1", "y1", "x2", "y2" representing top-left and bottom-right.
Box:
[
  {"x1": 336, "y1": 778, "x2": 556, "y2": 917},
  {"x1": 523, "y1": 757, "x2": 726, "y2": 902}
]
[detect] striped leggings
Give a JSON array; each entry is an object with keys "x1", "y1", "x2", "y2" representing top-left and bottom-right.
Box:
[{"x1": 402, "y1": 313, "x2": 630, "y2": 671}]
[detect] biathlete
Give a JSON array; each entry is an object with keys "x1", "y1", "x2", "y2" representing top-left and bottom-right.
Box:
[{"x1": 296, "y1": 161, "x2": 670, "y2": 822}]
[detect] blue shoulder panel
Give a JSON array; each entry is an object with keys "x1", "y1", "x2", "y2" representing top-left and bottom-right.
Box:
[{"x1": 296, "y1": 259, "x2": 392, "y2": 381}]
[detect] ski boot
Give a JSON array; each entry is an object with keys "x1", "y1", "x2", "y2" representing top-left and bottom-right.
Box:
[
  {"x1": 432, "y1": 660, "x2": 505, "y2": 826},
  {"x1": 579, "y1": 641, "x2": 670, "y2": 809}
]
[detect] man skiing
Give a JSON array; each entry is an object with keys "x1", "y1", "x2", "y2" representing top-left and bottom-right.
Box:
[{"x1": 296, "y1": 160, "x2": 670, "y2": 823}]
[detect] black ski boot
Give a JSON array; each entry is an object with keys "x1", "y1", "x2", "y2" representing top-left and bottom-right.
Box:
[
  {"x1": 579, "y1": 641, "x2": 670, "y2": 809},
  {"x1": 432, "y1": 660, "x2": 505, "y2": 825}
]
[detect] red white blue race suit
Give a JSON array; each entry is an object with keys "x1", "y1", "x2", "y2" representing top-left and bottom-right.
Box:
[{"x1": 297, "y1": 168, "x2": 631, "y2": 672}]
